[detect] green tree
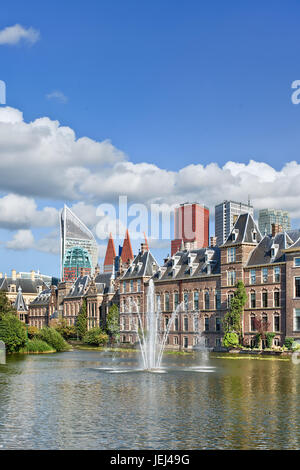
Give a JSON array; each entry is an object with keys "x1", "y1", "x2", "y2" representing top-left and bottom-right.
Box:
[
  {"x1": 106, "y1": 304, "x2": 120, "y2": 343},
  {"x1": 75, "y1": 299, "x2": 87, "y2": 339},
  {"x1": 223, "y1": 280, "x2": 247, "y2": 345},
  {"x1": 83, "y1": 327, "x2": 109, "y2": 346},
  {"x1": 37, "y1": 327, "x2": 70, "y2": 352},
  {"x1": 223, "y1": 332, "x2": 239, "y2": 348},
  {"x1": 52, "y1": 316, "x2": 76, "y2": 339},
  {"x1": 0, "y1": 291, "x2": 16, "y2": 319},
  {"x1": 0, "y1": 314, "x2": 27, "y2": 352}
]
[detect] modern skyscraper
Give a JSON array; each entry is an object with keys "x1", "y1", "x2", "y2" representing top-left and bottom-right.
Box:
[
  {"x1": 215, "y1": 200, "x2": 253, "y2": 246},
  {"x1": 258, "y1": 209, "x2": 291, "y2": 235},
  {"x1": 60, "y1": 205, "x2": 98, "y2": 279},
  {"x1": 171, "y1": 203, "x2": 209, "y2": 256},
  {"x1": 63, "y1": 246, "x2": 92, "y2": 281}
]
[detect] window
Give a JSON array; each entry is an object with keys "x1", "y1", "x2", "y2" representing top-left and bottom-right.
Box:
[
  {"x1": 204, "y1": 291, "x2": 210, "y2": 309},
  {"x1": 227, "y1": 270, "x2": 236, "y2": 286},
  {"x1": 165, "y1": 293, "x2": 170, "y2": 311},
  {"x1": 137, "y1": 279, "x2": 141, "y2": 292},
  {"x1": 193, "y1": 291, "x2": 199, "y2": 310},
  {"x1": 274, "y1": 315, "x2": 280, "y2": 332},
  {"x1": 165, "y1": 317, "x2": 169, "y2": 330},
  {"x1": 173, "y1": 336, "x2": 178, "y2": 345},
  {"x1": 250, "y1": 269, "x2": 256, "y2": 285},
  {"x1": 274, "y1": 267, "x2": 280, "y2": 283},
  {"x1": 227, "y1": 247, "x2": 236, "y2": 263},
  {"x1": 183, "y1": 337, "x2": 188, "y2": 348},
  {"x1": 174, "y1": 316, "x2": 179, "y2": 331},
  {"x1": 184, "y1": 316, "x2": 188, "y2": 331},
  {"x1": 262, "y1": 315, "x2": 268, "y2": 330},
  {"x1": 184, "y1": 292, "x2": 189, "y2": 311},
  {"x1": 295, "y1": 278, "x2": 300, "y2": 298},
  {"x1": 174, "y1": 292, "x2": 179, "y2": 309},
  {"x1": 250, "y1": 315, "x2": 256, "y2": 331},
  {"x1": 274, "y1": 338, "x2": 280, "y2": 346},
  {"x1": 205, "y1": 338, "x2": 210, "y2": 347},
  {"x1": 274, "y1": 291, "x2": 280, "y2": 307},
  {"x1": 123, "y1": 281, "x2": 126, "y2": 293},
  {"x1": 156, "y1": 294, "x2": 161, "y2": 309},
  {"x1": 250, "y1": 292, "x2": 256, "y2": 308},
  {"x1": 215, "y1": 291, "x2": 221, "y2": 309},
  {"x1": 295, "y1": 258, "x2": 300, "y2": 267},
  {"x1": 194, "y1": 316, "x2": 199, "y2": 332},
  {"x1": 216, "y1": 318, "x2": 221, "y2": 332},
  {"x1": 227, "y1": 293, "x2": 234, "y2": 308},
  {"x1": 130, "y1": 279, "x2": 134, "y2": 292},
  {"x1": 216, "y1": 338, "x2": 221, "y2": 347},
  {"x1": 262, "y1": 291, "x2": 268, "y2": 308},
  {"x1": 294, "y1": 309, "x2": 300, "y2": 331},
  {"x1": 262, "y1": 268, "x2": 268, "y2": 283},
  {"x1": 205, "y1": 317, "x2": 209, "y2": 331}
]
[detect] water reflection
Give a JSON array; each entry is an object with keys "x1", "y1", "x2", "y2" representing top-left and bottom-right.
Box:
[{"x1": 0, "y1": 351, "x2": 300, "y2": 449}]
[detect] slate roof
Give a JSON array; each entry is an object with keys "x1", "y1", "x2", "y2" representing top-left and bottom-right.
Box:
[
  {"x1": 247, "y1": 230, "x2": 300, "y2": 266},
  {"x1": 152, "y1": 247, "x2": 220, "y2": 282},
  {"x1": 93, "y1": 272, "x2": 115, "y2": 294},
  {"x1": 122, "y1": 250, "x2": 160, "y2": 279},
  {"x1": 30, "y1": 289, "x2": 52, "y2": 307},
  {"x1": 13, "y1": 287, "x2": 28, "y2": 311},
  {"x1": 66, "y1": 275, "x2": 91, "y2": 298},
  {"x1": 223, "y1": 213, "x2": 262, "y2": 246},
  {"x1": 0, "y1": 277, "x2": 47, "y2": 294}
]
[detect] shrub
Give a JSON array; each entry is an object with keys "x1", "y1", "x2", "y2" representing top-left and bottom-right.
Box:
[
  {"x1": 27, "y1": 325, "x2": 39, "y2": 338},
  {"x1": 37, "y1": 327, "x2": 70, "y2": 352},
  {"x1": 0, "y1": 314, "x2": 27, "y2": 353},
  {"x1": 83, "y1": 328, "x2": 109, "y2": 346},
  {"x1": 106, "y1": 304, "x2": 120, "y2": 343},
  {"x1": 76, "y1": 299, "x2": 87, "y2": 339},
  {"x1": 53, "y1": 318, "x2": 77, "y2": 340},
  {"x1": 284, "y1": 337, "x2": 294, "y2": 350},
  {"x1": 21, "y1": 339, "x2": 54, "y2": 353},
  {"x1": 266, "y1": 332, "x2": 276, "y2": 349},
  {"x1": 222, "y1": 331, "x2": 239, "y2": 348}
]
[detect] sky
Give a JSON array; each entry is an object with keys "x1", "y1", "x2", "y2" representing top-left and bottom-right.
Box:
[{"x1": 1, "y1": 0, "x2": 300, "y2": 277}]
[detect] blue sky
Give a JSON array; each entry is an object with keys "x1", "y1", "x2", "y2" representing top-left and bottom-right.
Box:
[{"x1": 0, "y1": 0, "x2": 300, "y2": 276}]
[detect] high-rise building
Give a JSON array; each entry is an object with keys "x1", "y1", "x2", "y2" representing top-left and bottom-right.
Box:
[
  {"x1": 171, "y1": 203, "x2": 209, "y2": 256},
  {"x1": 60, "y1": 205, "x2": 98, "y2": 279},
  {"x1": 258, "y1": 209, "x2": 291, "y2": 235},
  {"x1": 215, "y1": 200, "x2": 253, "y2": 246},
  {"x1": 63, "y1": 246, "x2": 92, "y2": 281}
]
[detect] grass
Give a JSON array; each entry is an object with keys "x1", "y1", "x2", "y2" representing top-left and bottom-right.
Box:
[{"x1": 20, "y1": 339, "x2": 56, "y2": 354}]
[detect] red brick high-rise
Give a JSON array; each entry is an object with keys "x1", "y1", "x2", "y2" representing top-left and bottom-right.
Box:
[{"x1": 171, "y1": 203, "x2": 209, "y2": 255}]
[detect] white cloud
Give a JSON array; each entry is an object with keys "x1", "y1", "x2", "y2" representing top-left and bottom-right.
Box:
[
  {"x1": 46, "y1": 91, "x2": 68, "y2": 104},
  {"x1": 0, "y1": 24, "x2": 40, "y2": 45},
  {"x1": 6, "y1": 230, "x2": 34, "y2": 250},
  {"x1": 6, "y1": 229, "x2": 60, "y2": 254}
]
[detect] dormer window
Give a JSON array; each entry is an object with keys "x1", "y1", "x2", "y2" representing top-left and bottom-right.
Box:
[
  {"x1": 252, "y1": 229, "x2": 257, "y2": 242},
  {"x1": 270, "y1": 244, "x2": 279, "y2": 260},
  {"x1": 232, "y1": 229, "x2": 238, "y2": 242}
]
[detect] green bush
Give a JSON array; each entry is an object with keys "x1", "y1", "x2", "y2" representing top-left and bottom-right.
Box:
[
  {"x1": 284, "y1": 337, "x2": 294, "y2": 350},
  {"x1": 266, "y1": 332, "x2": 276, "y2": 349},
  {"x1": 37, "y1": 327, "x2": 70, "y2": 352},
  {"x1": 21, "y1": 339, "x2": 54, "y2": 353},
  {"x1": 0, "y1": 314, "x2": 27, "y2": 353},
  {"x1": 222, "y1": 331, "x2": 239, "y2": 348},
  {"x1": 83, "y1": 327, "x2": 109, "y2": 346}
]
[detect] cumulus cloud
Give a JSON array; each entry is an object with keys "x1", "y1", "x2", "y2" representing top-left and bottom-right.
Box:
[
  {"x1": 6, "y1": 229, "x2": 60, "y2": 254},
  {"x1": 6, "y1": 230, "x2": 35, "y2": 250},
  {"x1": 46, "y1": 91, "x2": 68, "y2": 104},
  {"x1": 0, "y1": 24, "x2": 40, "y2": 45}
]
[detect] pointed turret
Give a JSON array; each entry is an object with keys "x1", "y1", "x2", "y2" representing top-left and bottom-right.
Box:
[
  {"x1": 104, "y1": 233, "x2": 116, "y2": 274},
  {"x1": 120, "y1": 229, "x2": 134, "y2": 264}
]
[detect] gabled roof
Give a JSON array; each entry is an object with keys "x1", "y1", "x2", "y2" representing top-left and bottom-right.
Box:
[
  {"x1": 13, "y1": 287, "x2": 28, "y2": 311},
  {"x1": 247, "y1": 230, "x2": 298, "y2": 266},
  {"x1": 223, "y1": 213, "x2": 262, "y2": 246},
  {"x1": 66, "y1": 275, "x2": 91, "y2": 298},
  {"x1": 120, "y1": 229, "x2": 134, "y2": 263},
  {"x1": 103, "y1": 233, "x2": 116, "y2": 267},
  {"x1": 152, "y1": 247, "x2": 220, "y2": 282},
  {"x1": 122, "y1": 250, "x2": 159, "y2": 279},
  {"x1": 30, "y1": 289, "x2": 52, "y2": 307},
  {"x1": 0, "y1": 277, "x2": 46, "y2": 294}
]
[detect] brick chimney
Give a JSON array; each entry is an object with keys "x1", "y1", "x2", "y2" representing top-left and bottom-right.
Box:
[
  {"x1": 272, "y1": 223, "x2": 283, "y2": 237},
  {"x1": 11, "y1": 269, "x2": 17, "y2": 281},
  {"x1": 210, "y1": 236, "x2": 217, "y2": 247},
  {"x1": 31, "y1": 270, "x2": 35, "y2": 281}
]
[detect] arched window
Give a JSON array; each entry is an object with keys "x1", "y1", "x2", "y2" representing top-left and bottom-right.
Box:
[{"x1": 204, "y1": 291, "x2": 210, "y2": 310}]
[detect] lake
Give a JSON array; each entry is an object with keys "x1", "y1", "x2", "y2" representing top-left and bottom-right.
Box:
[{"x1": 0, "y1": 350, "x2": 299, "y2": 449}]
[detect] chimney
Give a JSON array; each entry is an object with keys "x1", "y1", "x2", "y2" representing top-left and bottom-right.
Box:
[
  {"x1": 210, "y1": 236, "x2": 217, "y2": 247},
  {"x1": 140, "y1": 243, "x2": 147, "y2": 255},
  {"x1": 30, "y1": 270, "x2": 35, "y2": 281},
  {"x1": 11, "y1": 269, "x2": 17, "y2": 281},
  {"x1": 272, "y1": 223, "x2": 283, "y2": 237},
  {"x1": 94, "y1": 264, "x2": 100, "y2": 276},
  {"x1": 0, "y1": 272, "x2": 2, "y2": 278}
]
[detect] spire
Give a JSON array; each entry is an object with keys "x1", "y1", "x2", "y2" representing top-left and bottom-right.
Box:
[
  {"x1": 13, "y1": 286, "x2": 27, "y2": 312},
  {"x1": 103, "y1": 233, "x2": 116, "y2": 274},
  {"x1": 120, "y1": 229, "x2": 134, "y2": 263},
  {"x1": 144, "y1": 232, "x2": 149, "y2": 251}
]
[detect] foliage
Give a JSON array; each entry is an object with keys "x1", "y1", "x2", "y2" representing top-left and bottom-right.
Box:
[
  {"x1": 27, "y1": 325, "x2": 39, "y2": 338},
  {"x1": 75, "y1": 299, "x2": 87, "y2": 339},
  {"x1": 0, "y1": 314, "x2": 27, "y2": 353},
  {"x1": 222, "y1": 331, "x2": 239, "y2": 348},
  {"x1": 266, "y1": 332, "x2": 276, "y2": 349},
  {"x1": 52, "y1": 316, "x2": 77, "y2": 339},
  {"x1": 106, "y1": 304, "x2": 120, "y2": 342},
  {"x1": 255, "y1": 333, "x2": 262, "y2": 348},
  {"x1": 83, "y1": 327, "x2": 109, "y2": 346},
  {"x1": 223, "y1": 281, "x2": 247, "y2": 342},
  {"x1": 0, "y1": 291, "x2": 16, "y2": 319},
  {"x1": 37, "y1": 327, "x2": 70, "y2": 352},
  {"x1": 284, "y1": 337, "x2": 294, "y2": 350},
  {"x1": 20, "y1": 339, "x2": 54, "y2": 353}
]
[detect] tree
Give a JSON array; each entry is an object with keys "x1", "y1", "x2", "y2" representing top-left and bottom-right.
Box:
[
  {"x1": 106, "y1": 304, "x2": 120, "y2": 343},
  {"x1": 253, "y1": 317, "x2": 270, "y2": 349},
  {"x1": 223, "y1": 332, "x2": 239, "y2": 348},
  {"x1": 83, "y1": 327, "x2": 109, "y2": 346},
  {"x1": 75, "y1": 299, "x2": 87, "y2": 340},
  {"x1": 0, "y1": 314, "x2": 27, "y2": 353},
  {"x1": 223, "y1": 280, "x2": 247, "y2": 345},
  {"x1": 51, "y1": 316, "x2": 76, "y2": 339},
  {"x1": 0, "y1": 291, "x2": 16, "y2": 319},
  {"x1": 37, "y1": 327, "x2": 69, "y2": 352}
]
